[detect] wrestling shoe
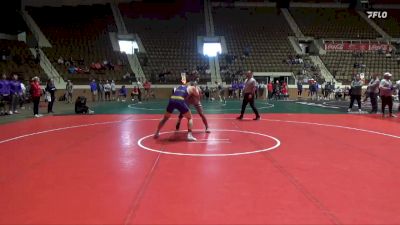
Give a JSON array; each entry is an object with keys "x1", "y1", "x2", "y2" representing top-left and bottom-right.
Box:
[{"x1": 187, "y1": 133, "x2": 197, "y2": 141}]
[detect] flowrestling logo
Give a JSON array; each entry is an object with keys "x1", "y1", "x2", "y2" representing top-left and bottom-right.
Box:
[{"x1": 366, "y1": 11, "x2": 388, "y2": 19}]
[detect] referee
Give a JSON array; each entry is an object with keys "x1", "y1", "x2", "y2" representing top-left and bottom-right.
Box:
[{"x1": 237, "y1": 70, "x2": 260, "y2": 120}]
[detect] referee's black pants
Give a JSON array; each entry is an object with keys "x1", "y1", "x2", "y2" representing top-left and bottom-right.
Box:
[{"x1": 240, "y1": 93, "x2": 260, "y2": 118}]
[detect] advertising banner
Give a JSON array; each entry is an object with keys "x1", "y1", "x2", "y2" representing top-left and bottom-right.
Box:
[{"x1": 324, "y1": 42, "x2": 390, "y2": 52}]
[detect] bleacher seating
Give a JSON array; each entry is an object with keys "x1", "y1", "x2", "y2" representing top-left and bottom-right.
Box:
[
  {"x1": 370, "y1": 9, "x2": 400, "y2": 38},
  {"x1": 27, "y1": 4, "x2": 133, "y2": 85},
  {"x1": 320, "y1": 51, "x2": 400, "y2": 84},
  {"x1": 290, "y1": 8, "x2": 380, "y2": 39},
  {"x1": 0, "y1": 10, "x2": 26, "y2": 35},
  {"x1": 5, "y1": 2, "x2": 399, "y2": 87},
  {"x1": 291, "y1": 0, "x2": 340, "y2": 2},
  {"x1": 212, "y1": 7, "x2": 306, "y2": 82},
  {"x1": 0, "y1": 39, "x2": 46, "y2": 82},
  {"x1": 122, "y1": 7, "x2": 210, "y2": 84},
  {"x1": 373, "y1": 0, "x2": 400, "y2": 4}
]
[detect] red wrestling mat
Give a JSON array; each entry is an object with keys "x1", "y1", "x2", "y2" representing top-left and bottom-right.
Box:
[{"x1": 0, "y1": 114, "x2": 400, "y2": 224}]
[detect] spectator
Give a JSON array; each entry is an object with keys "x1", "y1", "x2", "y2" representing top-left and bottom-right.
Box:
[
  {"x1": 282, "y1": 82, "x2": 289, "y2": 100},
  {"x1": 267, "y1": 81, "x2": 273, "y2": 100},
  {"x1": 0, "y1": 73, "x2": 11, "y2": 115},
  {"x1": 66, "y1": 80, "x2": 73, "y2": 104},
  {"x1": 9, "y1": 74, "x2": 22, "y2": 114},
  {"x1": 379, "y1": 72, "x2": 395, "y2": 117},
  {"x1": 348, "y1": 74, "x2": 363, "y2": 113},
  {"x1": 297, "y1": 80, "x2": 303, "y2": 97},
  {"x1": 45, "y1": 79, "x2": 56, "y2": 113},
  {"x1": 75, "y1": 96, "x2": 94, "y2": 114},
  {"x1": 24, "y1": 80, "x2": 31, "y2": 104},
  {"x1": 57, "y1": 56, "x2": 64, "y2": 65},
  {"x1": 68, "y1": 65, "x2": 77, "y2": 74},
  {"x1": 274, "y1": 80, "x2": 281, "y2": 100},
  {"x1": 118, "y1": 85, "x2": 128, "y2": 102},
  {"x1": 343, "y1": 86, "x2": 350, "y2": 100},
  {"x1": 130, "y1": 86, "x2": 139, "y2": 103},
  {"x1": 98, "y1": 80, "x2": 105, "y2": 101},
  {"x1": 111, "y1": 80, "x2": 116, "y2": 101},
  {"x1": 90, "y1": 62, "x2": 97, "y2": 70},
  {"x1": 30, "y1": 76, "x2": 42, "y2": 117},
  {"x1": 123, "y1": 72, "x2": 131, "y2": 80},
  {"x1": 228, "y1": 84, "x2": 233, "y2": 99},
  {"x1": 315, "y1": 81, "x2": 321, "y2": 100},
  {"x1": 64, "y1": 58, "x2": 71, "y2": 67},
  {"x1": 324, "y1": 82, "x2": 332, "y2": 100},
  {"x1": 238, "y1": 80, "x2": 244, "y2": 98},
  {"x1": 158, "y1": 71, "x2": 166, "y2": 83},
  {"x1": 216, "y1": 81, "x2": 226, "y2": 103},
  {"x1": 83, "y1": 66, "x2": 90, "y2": 74},
  {"x1": 204, "y1": 86, "x2": 210, "y2": 101},
  {"x1": 258, "y1": 81, "x2": 265, "y2": 99},
  {"x1": 104, "y1": 80, "x2": 111, "y2": 101},
  {"x1": 334, "y1": 87, "x2": 343, "y2": 100},
  {"x1": 89, "y1": 79, "x2": 97, "y2": 102},
  {"x1": 20, "y1": 81, "x2": 26, "y2": 109},
  {"x1": 366, "y1": 74, "x2": 380, "y2": 114}
]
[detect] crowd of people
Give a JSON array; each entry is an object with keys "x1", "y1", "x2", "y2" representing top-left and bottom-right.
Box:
[
  {"x1": 155, "y1": 66, "x2": 210, "y2": 84},
  {"x1": 346, "y1": 72, "x2": 400, "y2": 117},
  {"x1": 89, "y1": 78, "x2": 154, "y2": 103},
  {"x1": 295, "y1": 72, "x2": 400, "y2": 116},
  {"x1": 56, "y1": 56, "x2": 128, "y2": 75},
  {"x1": 1, "y1": 69, "x2": 399, "y2": 119},
  {"x1": 0, "y1": 73, "x2": 68, "y2": 118},
  {"x1": 0, "y1": 73, "x2": 26, "y2": 116},
  {"x1": 178, "y1": 78, "x2": 290, "y2": 104}
]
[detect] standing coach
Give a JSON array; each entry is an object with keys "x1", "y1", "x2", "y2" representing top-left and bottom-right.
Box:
[{"x1": 237, "y1": 70, "x2": 260, "y2": 120}]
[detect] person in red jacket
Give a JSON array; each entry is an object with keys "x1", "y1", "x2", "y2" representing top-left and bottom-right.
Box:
[
  {"x1": 282, "y1": 82, "x2": 289, "y2": 100},
  {"x1": 30, "y1": 76, "x2": 42, "y2": 117},
  {"x1": 267, "y1": 81, "x2": 273, "y2": 100}
]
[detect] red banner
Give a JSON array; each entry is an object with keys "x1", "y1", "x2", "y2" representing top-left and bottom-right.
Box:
[
  {"x1": 324, "y1": 42, "x2": 391, "y2": 52},
  {"x1": 343, "y1": 43, "x2": 369, "y2": 51},
  {"x1": 324, "y1": 43, "x2": 344, "y2": 51},
  {"x1": 369, "y1": 43, "x2": 390, "y2": 51}
]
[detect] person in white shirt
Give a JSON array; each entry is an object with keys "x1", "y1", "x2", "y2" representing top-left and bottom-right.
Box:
[
  {"x1": 379, "y1": 72, "x2": 396, "y2": 117},
  {"x1": 396, "y1": 80, "x2": 400, "y2": 112},
  {"x1": 110, "y1": 80, "x2": 116, "y2": 101},
  {"x1": 104, "y1": 80, "x2": 111, "y2": 101},
  {"x1": 66, "y1": 80, "x2": 73, "y2": 103},
  {"x1": 20, "y1": 82, "x2": 26, "y2": 109},
  {"x1": 237, "y1": 71, "x2": 260, "y2": 120}
]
